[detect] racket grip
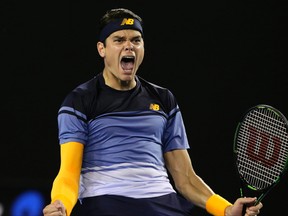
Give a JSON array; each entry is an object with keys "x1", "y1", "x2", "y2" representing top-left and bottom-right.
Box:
[
  {"x1": 242, "y1": 199, "x2": 257, "y2": 216},
  {"x1": 242, "y1": 205, "x2": 246, "y2": 216}
]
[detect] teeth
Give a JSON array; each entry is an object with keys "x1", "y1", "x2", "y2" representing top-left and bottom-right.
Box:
[{"x1": 122, "y1": 56, "x2": 134, "y2": 59}]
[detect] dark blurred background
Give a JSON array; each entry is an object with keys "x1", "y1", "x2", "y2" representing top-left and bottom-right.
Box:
[{"x1": 1, "y1": 0, "x2": 287, "y2": 215}]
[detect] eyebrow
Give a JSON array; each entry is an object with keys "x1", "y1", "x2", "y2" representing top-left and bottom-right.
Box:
[{"x1": 112, "y1": 34, "x2": 142, "y2": 40}]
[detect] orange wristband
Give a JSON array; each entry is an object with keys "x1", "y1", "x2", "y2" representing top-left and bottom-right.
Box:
[{"x1": 206, "y1": 194, "x2": 232, "y2": 216}]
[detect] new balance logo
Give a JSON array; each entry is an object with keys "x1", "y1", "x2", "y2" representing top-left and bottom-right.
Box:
[
  {"x1": 150, "y1": 103, "x2": 160, "y2": 111},
  {"x1": 120, "y1": 18, "x2": 135, "y2": 26}
]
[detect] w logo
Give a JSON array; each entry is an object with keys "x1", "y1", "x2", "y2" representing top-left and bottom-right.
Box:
[{"x1": 246, "y1": 126, "x2": 281, "y2": 168}]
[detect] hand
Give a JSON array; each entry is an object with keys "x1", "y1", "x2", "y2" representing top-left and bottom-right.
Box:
[
  {"x1": 225, "y1": 197, "x2": 263, "y2": 216},
  {"x1": 43, "y1": 200, "x2": 66, "y2": 216}
]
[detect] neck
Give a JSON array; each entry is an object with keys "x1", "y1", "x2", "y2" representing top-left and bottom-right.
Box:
[{"x1": 102, "y1": 72, "x2": 136, "y2": 90}]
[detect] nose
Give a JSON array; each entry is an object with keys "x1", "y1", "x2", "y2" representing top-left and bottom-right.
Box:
[{"x1": 124, "y1": 41, "x2": 134, "y2": 51}]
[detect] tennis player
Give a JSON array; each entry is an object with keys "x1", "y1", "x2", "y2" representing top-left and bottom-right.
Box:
[{"x1": 42, "y1": 8, "x2": 263, "y2": 216}]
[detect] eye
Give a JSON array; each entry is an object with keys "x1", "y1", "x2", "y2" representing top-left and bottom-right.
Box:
[
  {"x1": 132, "y1": 38, "x2": 142, "y2": 43},
  {"x1": 114, "y1": 38, "x2": 124, "y2": 43}
]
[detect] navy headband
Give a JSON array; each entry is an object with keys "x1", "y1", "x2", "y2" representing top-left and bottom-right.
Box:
[{"x1": 99, "y1": 18, "x2": 143, "y2": 42}]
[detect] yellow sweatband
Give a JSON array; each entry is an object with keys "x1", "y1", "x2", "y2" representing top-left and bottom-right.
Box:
[{"x1": 206, "y1": 194, "x2": 232, "y2": 216}]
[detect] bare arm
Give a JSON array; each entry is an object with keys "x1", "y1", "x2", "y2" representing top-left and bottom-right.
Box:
[
  {"x1": 164, "y1": 149, "x2": 214, "y2": 209},
  {"x1": 164, "y1": 149, "x2": 263, "y2": 216}
]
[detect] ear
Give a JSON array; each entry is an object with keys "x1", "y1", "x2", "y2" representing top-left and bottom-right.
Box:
[{"x1": 97, "y1": 41, "x2": 105, "y2": 57}]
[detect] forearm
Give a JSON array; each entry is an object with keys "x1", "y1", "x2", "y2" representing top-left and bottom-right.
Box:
[
  {"x1": 177, "y1": 180, "x2": 232, "y2": 215},
  {"x1": 51, "y1": 142, "x2": 83, "y2": 216},
  {"x1": 165, "y1": 150, "x2": 232, "y2": 215},
  {"x1": 175, "y1": 174, "x2": 214, "y2": 208},
  {"x1": 51, "y1": 171, "x2": 80, "y2": 216}
]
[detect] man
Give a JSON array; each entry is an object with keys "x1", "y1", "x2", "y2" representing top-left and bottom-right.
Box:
[{"x1": 43, "y1": 8, "x2": 263, "y2": 216}]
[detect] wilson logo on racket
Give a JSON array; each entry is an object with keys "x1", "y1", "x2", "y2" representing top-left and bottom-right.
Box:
[{"x1": 246, "y1": 125, "x2": 281, "y2": 168}]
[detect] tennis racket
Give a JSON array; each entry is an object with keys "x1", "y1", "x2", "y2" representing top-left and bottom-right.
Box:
[{"x1": 233, "y1": 104, "x2": 288, "y2": 208}]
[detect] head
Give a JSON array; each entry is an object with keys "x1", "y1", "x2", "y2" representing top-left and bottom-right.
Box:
[{"x1": 97, "y1": 8, "x2": 145, "y2": 90}]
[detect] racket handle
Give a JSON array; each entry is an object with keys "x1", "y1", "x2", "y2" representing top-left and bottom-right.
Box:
[
  {"x1": 242, "y1": 199, "x2": 258, "y2": 216},
  {"x1": 242, "y1": 204, "x2": 246, "y2": 216}
]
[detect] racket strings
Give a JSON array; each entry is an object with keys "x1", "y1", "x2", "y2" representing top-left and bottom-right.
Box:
[{"x1": 236, "y1": 107, "x2": 288, "y2": 190}]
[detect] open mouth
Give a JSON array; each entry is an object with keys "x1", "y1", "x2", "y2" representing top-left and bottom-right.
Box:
[{"x1": 121, "y1": 56, "x2": 135, "y2": 72}]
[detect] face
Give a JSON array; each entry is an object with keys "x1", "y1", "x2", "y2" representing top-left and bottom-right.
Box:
[{"x1": 97, "y1": 29, "x2": 144, "y2": 90}]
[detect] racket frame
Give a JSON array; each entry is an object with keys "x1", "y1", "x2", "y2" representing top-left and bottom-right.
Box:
[{"x1": 233, "y1": 104, "x2": 288, "y2": 204}]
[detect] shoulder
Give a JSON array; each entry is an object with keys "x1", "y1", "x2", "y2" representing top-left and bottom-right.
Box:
[
  {"x1": 137, "y1": 75, "x2": 178, "y2": 111},
  {"x1": 61, "y1": 74, "x2": 101, "y2": 108},
  {"x1": 137, "y1": 75, "x2": 174, "y2": 97}
]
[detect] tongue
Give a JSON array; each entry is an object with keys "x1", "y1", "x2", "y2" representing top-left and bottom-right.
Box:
[{"x1": 121, "y1": 61, "x2": 133, "y2": 70}]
